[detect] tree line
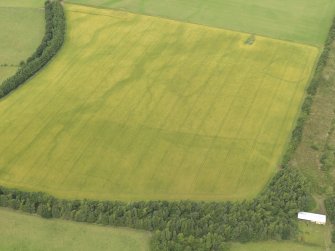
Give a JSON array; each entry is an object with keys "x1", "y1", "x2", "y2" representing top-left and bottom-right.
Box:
[
  {"x1": 302, "y1": 17, "x2": 335, "y2": 245},
  {"x1": 0, "y1": 0, "x2": 65, "y2": 98},
  {"x1": 281, "y1": 17, "x2": 335, "y2": 167},
  {"x1": 325, "y1": 197, "x2": 335, "y2": 242},
  {"x1": 0, "y1": 168, "x2": 312, "y2": 251}
]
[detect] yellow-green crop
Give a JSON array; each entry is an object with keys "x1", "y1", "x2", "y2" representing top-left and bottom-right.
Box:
[{"x1": 0, "y1": 4, "x2": 319, "y2": 201}]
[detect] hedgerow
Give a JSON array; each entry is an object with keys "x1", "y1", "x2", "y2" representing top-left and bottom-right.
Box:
[
  {"x1": 281, "y1": 18, "x2": 335, "y2": 167},
  {"x1": 325, "y1": 197, "x2": 335, "y2": 243},
  {"x1": 0, "y1": 168, "x2": 311, "y2": 251}
]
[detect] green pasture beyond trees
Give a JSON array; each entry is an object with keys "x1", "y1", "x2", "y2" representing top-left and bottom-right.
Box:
[
  {"x1": 0, "y1": 4, "x2": 318, "y2": 201},
  {"x1": 230, "y1": 222, "x2": 332, "y2": 251},
  {"x1": 68, "y1": 0, "x2": 335, "y2": 45},
  {"x1": 231, "y1": 242, "x2": 324, "y2": 251},
  {"x1": 0, "y1": 1, "x2": 44, "y2": 82},
  {"x1": 0, "y1": 0, "x2": 65, "y2": 98},
  {"x1": 0, "y1": 0, "x2": 44, "y2": 8},
  {"x1": 0, "y1": 208, "x2": 150, "y2": 251}
]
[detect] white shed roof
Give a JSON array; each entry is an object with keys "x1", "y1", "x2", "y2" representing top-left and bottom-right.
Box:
[{"x1": 298, "y1": 212, "x2": 326, "y2": 223}]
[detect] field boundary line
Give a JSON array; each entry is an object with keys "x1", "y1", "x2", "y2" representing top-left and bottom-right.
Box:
[{"x1": 66, "y1": 2, "x2": 322, "y2": 49}]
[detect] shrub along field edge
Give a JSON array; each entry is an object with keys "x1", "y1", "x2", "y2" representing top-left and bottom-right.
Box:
[
  {"x1": 0, "y1": 0, "x2": 65, "y2": 98},
  {"x1": 324, "y1": 198, "x2": 335, "y2": 243},
  {"x1": 281, "y1": 18, "x2": 335, "y2": 167}
]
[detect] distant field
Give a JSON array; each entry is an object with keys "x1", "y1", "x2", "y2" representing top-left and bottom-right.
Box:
[
  {"x1": 231, "y1": 242, "x2": 324, "y2": 251},
  {"x1": 0, "y1": 208, "x2": 150, "y2": 251},
  {"x1": 0, "y1": 4, "x2": 318, "y2": 201},
  {"x1": 231, "y1": 241, "x2": 324, "y2": 251},
  {"x1": 68, "y1": 0, "x2": 335, "y2": 45},
  {"x1": 0, "y1": 67, "x2": 16, "y2": 83},
  {"x1": 0, "y1": 0, "x2": 43, "y2": 8},
  {"x1": 230, "y1": 222, "x2": 332, "y2": 251},
  {"x1": 0, "y1": 0, "x2": 44, "y2": 81}
]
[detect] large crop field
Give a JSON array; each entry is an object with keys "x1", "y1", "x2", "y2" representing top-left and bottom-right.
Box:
[
  {"x1": 68, "y1": 0, "x2": 335, "y2": 45},
  {"x1": 0, "y1": 208, "x2": 150, "y2": 251},
  {"x1": 0, "y1": 4, "x2": 318, "y2": 201},
  {"x1": 0, "y1": 0, "x2": 44, "y2": 82}
]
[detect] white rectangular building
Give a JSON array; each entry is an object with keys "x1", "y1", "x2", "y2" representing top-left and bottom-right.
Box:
[{"x1": 298, "y1": 212, "x2": 326, "y2": 225}]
